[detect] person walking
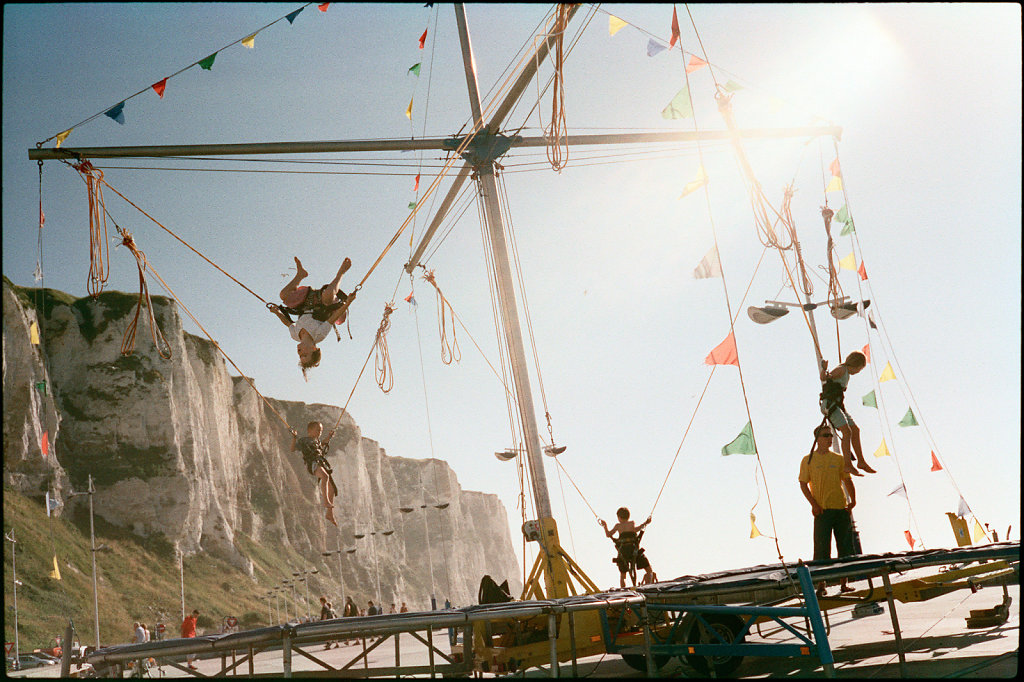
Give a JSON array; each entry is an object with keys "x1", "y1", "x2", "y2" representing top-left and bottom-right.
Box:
[{"x1": 181, "y1": 609, "x2": 200, "y2": 670}]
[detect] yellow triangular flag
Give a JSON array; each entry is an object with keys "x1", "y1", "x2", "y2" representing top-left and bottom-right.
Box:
[
  {"x1": 838, "y1": 252, "x2": 857, "y2": 271},
  {"x1": 50, "y1": 555, "x2": 61, "y2": 580},
  {"x1": 609, "y1": 15, "x2": 628, "y2": 36},
  {"x1": 972, "y1": 519, "x2": 986, "y2": 543},
  {"x1": 873, "y1": 438, "x2": 890, "y2": 458},
  {"x1": 679, "y1": 165, "x2": 708, "y2": 198},
  {"x1": 242, "y1": 34, "x2": 256, "y2": 48},
  {"x1": 879, "y1": 362, "x2": 896, "y2": 382},
  {"x1": 826, "y1": 175, "x2": 843, "y2": 192},
  {"x1": 749, "y1": 513, "x2": 761, "y2": 539},
  {"x1": 54, "y1": 129, "x2": 73, "y2": 148},
  {"x1": 30, "y1": 321, "x2": 40, "y2": 345},
  {"x1": 405, "y1": 97, "x2": 413, "y2": 120}
]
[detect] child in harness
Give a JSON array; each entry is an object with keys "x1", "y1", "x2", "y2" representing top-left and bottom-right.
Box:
[
  {"x1": 268, "y1": 257, "x2": 356, "y2": 379},
  {"x1": 819, "y1": 351, "x2": 875, "y2": 476},
  {"x1": 291, "y1": 420, "x2": 339, "y2": 526},
  {"x1": 600, "y1": 507, "x2": 656, "y2": 587}
]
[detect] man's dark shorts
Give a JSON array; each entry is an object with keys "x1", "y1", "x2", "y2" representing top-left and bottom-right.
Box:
[
  {"x1": 813, "y1": 508, "x2": 855, "y2": 561},
  {"x1": 614, "y1": 550, "x2": 651, "y2": 574}
]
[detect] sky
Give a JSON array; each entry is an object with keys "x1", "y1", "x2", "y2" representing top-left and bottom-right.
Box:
[{"x1": 3, "y1": 3, "x2": 1021, "y2": 594}]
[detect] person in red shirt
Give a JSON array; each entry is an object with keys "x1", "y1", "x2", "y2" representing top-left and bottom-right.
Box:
[{"x1": 181, "y1": 609, "x2": 199, "y2": 669}]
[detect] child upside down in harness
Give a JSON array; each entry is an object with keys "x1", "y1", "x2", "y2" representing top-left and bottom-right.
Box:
[
  {"x1": 291, "y1": 421, "x2": 339, "y2": 526},
  {"x1": 600, "y1": 507, "x2": 656, "y2": 588},
  {"x1": 268, "y1": 257, "x2": 356, "y2": 379}
]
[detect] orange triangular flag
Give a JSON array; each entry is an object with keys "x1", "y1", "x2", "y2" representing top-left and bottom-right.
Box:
[
  {"x1": 685, "y1": 55, "x2": 707, "y2": 73},
  {"x1": 705, "y1": 331, "x2": 739, "y2": 366},
  {"x1": 830, "y1": 158, "x2": 841, "y2": 177},
  {"x1": 418, "y1": 27, "x2": 428, "y2": 49},
  {"x1": 41, "y1": 430, "x2": 49, "y2": 457},
  {"x1": 861, "y1": 343, "x2": 870, "y2": 363},
  {"x1": 669, "y1": 7, "x2": 680, "y2": 48},
  {"x1": 929, "y1": 451, "x2": 942, "y2": 472},
  {"x1": 904, "y1": 530, "x2": 915, "y2": 549},
  {"x1": 413, "y1": 174, "x2": 420, "y2": 192},
  {"x1": 405, "y1": 97, "x2": 413, "y2": 120},
  {"x1": 857, "y1": 261, "x2": 867, "y2": 280},
  {"x1": 152, "y1": 78, "x2": 168, "y2": 98}
]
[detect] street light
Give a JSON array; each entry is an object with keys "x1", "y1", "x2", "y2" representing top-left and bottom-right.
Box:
[
  {"x1": 67, "y1": 475, "x2": 103, "y2": 650},
  {"x1": 355, "y1": 528, "x2": 393, "y2": 606},
  {"x1": 322, "y1": 542, "x2": 355, "y2": 616},
  {"x1": 4, "y1": 530, "x2": 20, "y2": 666},
  {"x1": 291, "y1": 568, "x2": 319, "y2": 621}
]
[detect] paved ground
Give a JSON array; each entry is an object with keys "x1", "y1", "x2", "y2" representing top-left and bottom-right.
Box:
[{"x1": 9, "y1": 582, "x2": 1017, "y2": 678}]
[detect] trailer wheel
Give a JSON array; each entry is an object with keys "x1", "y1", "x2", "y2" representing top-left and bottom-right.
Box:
[{"x1": 682, "y1": 614, "x2": 745, "y2": 677}]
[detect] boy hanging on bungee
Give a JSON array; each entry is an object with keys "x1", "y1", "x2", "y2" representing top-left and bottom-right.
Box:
[
  {"x1": 268, "y1": 257, "x2": 356, "y2": 379},
  {"x1": 819, "y1": 350, "x2": 875, "y2": 476},
  {"x1": 291, "y1": 421, "x2": 339, "y2": 526},
  {"x1": 600, "y1": 507, "x2": 656, "y2": 587}
]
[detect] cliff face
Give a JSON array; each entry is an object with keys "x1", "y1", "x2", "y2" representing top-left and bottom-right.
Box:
[{"x1": 2, "y1": 277, "x2": 521, "y2": 607}]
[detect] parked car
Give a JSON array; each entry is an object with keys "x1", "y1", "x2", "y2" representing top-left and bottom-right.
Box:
[{"x1": 12, "y1": 653, "x2": 59, "y2": 669}]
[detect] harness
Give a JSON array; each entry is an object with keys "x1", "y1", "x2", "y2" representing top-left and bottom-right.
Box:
[
  {"x1": 819, "y1": 378, "x2": 846, "y2": 413},
  {"x1": 613, "y1": 529, "x2": 646, "y2": 567},
  {"x1": 279, "y1": 286, "x2": 350, "y2": 323}
]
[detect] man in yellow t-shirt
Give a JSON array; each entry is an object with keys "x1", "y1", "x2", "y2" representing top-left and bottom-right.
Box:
[{"x1": 799, "y1": 424, "x2": 857, "y2": 596}]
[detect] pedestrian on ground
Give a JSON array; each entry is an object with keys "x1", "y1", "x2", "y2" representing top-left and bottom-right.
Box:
[{"x1": 181, "y1": 609, "x2": 200, "y2": 670}]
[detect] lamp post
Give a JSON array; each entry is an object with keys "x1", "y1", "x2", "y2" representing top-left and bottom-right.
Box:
[
  {"x1": 321, "y1": 541, "x2": 354, "y2": 616},
  {"x1": 177, "y1": 548, "x2": 185, "y2": 625},
  {"x1": 67, "y1": 475, "x2": 105, "y2": 650},
  {"x1": 283, "y1": 579, "x2": 298, "y2": 621},
  {"x1": 291, "y1": 568, "x2": 319, "y2": 622},
  {"x1": 355, "y1": 528, "x2": 393, "y2": 606},
  {"x1": 398, "y1": 502, "x2": 449, "y2": 610},
  {"x1": 4, "y1": 530, "x2": 20, "y2": 666}
]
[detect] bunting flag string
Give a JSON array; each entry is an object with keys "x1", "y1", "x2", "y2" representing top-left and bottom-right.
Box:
[
  {"x1": 662, "y1": 86, "x2": 693, "y2": 120},
  {"x1": 685, "y1": 55, "x2": 707, "y2": 73},
  {"x1": 705, "y1": 330, "x2": 738, "y2": 366},
  {"x1": 879, "y1": 362, "x2": 896, "y2": 382},
  {"x1": 721, "y1": 421, "x2": 756, "y2": 456},
  {"x1": 38, "y1": 3, "x2": 329, "y2": 146},
  {"x1": 693, "y1": 245, "x2": 722, "y2": 279},
  {"x1": 678, "y1": 164, "x2": 707, "y2": 198},
  {"x1": 898, "y1": 408, "x2": 918, "y2": 427}
]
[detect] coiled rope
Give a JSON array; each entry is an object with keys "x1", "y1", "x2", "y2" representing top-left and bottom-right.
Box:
[
  {"x1": 71, "y1": 160, "x2": 111, "y2": 298},
  {"x1": 116, "y1": 228, "x2": 172, "y2": 359}
]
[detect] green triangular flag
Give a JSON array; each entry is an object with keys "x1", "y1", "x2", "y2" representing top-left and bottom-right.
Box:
[
  {"x1": 839, "y1": 219, "x2": 855, "y2": 236},
  {"x1": 723, "y1": 80, "x2": 744, "y2": 92},
  {"x1": 408, "y1": 201, "x2": 417, "y2": 210},
  {"x1": 862, "y1": 390, "x2": 876, "y2": 408},
  {"x1": 835, "y1": 205, "x2": 849, "y2": 224},
  {"x1": 35, "y1": 380, "x2": 47, "y2": 395},
  {"x1": 198, "y1": 53, "x2": 217, "y2": 70},
  {"x1": 661, "y1": 87, "x2": 693, "y2": 120},
  {"x1": 721, "y1": 421, "x2": 756, "y2": 456},
  {"x1": 408, "y1": 62, "x2": 421, "y2": 76},
  {"x1": 898, "y1": 408, "x2": 918, "y2": 427}
]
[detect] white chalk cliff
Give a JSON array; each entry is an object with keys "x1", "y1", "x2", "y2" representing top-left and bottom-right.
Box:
[{"x1": 2, "y1": 277, "x2": 521, "y2": 607}]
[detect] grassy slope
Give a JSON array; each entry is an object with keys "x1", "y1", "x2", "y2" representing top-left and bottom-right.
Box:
[{"x1": 3, "y1": 487, "x2": 312, "y2": 652}]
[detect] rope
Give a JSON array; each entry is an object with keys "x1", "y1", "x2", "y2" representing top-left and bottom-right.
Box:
[
  {"x1": 422, "y1": 270, "x2": 461, "y2": 365},
  {"x1": 544, "y1": 4, "x2": 570, "y2": 172},
  {"x1": 71, "y1": 160, "x2": 111, "y2": 298},
  {"x1": 373, "y1": 303, "x2": 396, "y2": 393},
  {"x1": 116, "y1": 228, "x2": 173, "y2": 359}
]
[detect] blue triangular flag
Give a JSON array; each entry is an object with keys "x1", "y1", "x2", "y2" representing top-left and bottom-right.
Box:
[
  {"x1": 286, "y1": 8, "x2": 304, "y2": 24},
  {"x1": 104, "y1": 102, "x2": 126, "y2": 125},
  {"x1": 647, "y1": 39, "x2": 667, "y2": 57}
]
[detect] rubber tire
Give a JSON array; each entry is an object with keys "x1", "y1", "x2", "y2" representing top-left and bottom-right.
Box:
[{"x1": 682, "y1": 614, "x2": 745, "y2": 677}]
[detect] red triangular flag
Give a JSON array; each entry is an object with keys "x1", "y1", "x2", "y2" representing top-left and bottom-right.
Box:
[
  {"x1": 704, "y1": 331, "x2": 739, "y2": 366},
  {"x1": 685, "y1": 55, "x2": 707, "y2": 73},
  {"x1": 904, "y1": 530, "x2": 915, "y2": 549},
  {"x1": 41, "y1": 430, "x2": 49, "y2": 457},
  {"x1": 857, "y1": 261, "x2": 867, "y2": 280},
  {"x1": 861, "y1": 343, "x2": 870, "y2": 364},
  {"x1": 414, "y1": 173, "x2": 420, "y2": 192},
  {"x1": 669, "y1": 7, "x2": 680, "y2": 48},
  {"x1": 404, "y1": 292, "x2": 414, "y2": 303},
  {"x1": 152, "y1": 78, "x2": 168, "y2": 99},
  {"x1": 418, "y1": 27, "x2": 428, "y2": 49},
  {"x1": 318, "y1": 3, "x2": 330, "y2": 11},
  {"x1": 830, "y1": 158, "x2": 841, "y2": 177},
  {"x1": 930, "y1": 451, "x2": 943, "y2": 472}
]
